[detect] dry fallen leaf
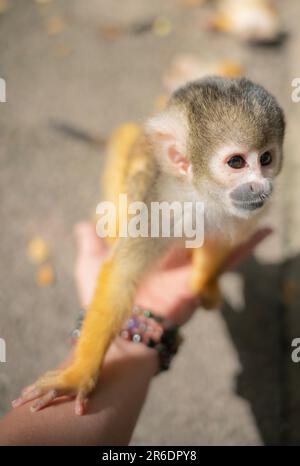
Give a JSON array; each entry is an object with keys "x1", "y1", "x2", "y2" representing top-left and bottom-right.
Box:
[
  {"x1": 219, "y1": 59, "x2": 244, "y2": 77},
  {"x1": 100, "y1": 25, "x2": 123, "y2": 41},
  {"x1": 36, "y1": 264, "x2": 55, "y2": 286},
  {"x1": 28, "y1": 236, "x2": 49, "y2": 264},
  {"x1": 153, "y1": 16, "x2": 172, "y2": 37},
  {"x1": 46, "y1": 16, "x2": 66, "y2": 36},
  {"x1": 0, "y1": 0, "x2": 8, "y2": 15}
]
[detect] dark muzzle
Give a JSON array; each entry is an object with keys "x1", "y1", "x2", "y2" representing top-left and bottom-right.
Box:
[{"x1": 230, "y1": 181, "x2": 273, "y2": 211}]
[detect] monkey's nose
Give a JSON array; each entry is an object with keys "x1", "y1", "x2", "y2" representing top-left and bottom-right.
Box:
[
  {"x1": 249, "y1": 182, "x2": 265, "y2": 196},
  {"x1": 230, "y1": 182, "x2": 261, "y2": 202}
]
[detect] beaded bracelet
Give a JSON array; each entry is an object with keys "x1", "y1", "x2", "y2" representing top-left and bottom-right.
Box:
[
  {"x1": 70, "y1": 306, "x2": 183, "y2": 374},
  {"x1": 120, "y1": 305, "x2": 183, "y2": 373}
]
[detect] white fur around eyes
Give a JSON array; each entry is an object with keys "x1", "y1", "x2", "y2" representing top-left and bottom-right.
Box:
[
  {"x1": 209, "y1": 144, "x2": 280, "y2": 187},
  {"x1": 208, "y1": 144, "x2": 245, "y2": 186}
]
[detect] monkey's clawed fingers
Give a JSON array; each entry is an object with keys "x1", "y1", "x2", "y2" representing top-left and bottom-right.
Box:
[{"x1": 12, "y1": 369, "x2": 93, "y2": 415}]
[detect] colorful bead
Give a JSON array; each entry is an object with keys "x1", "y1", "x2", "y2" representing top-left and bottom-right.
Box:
[
  {"x1": 127, "y1": 317, "x2": 138, "y2": 329},
  {"x1": 133, "y1": 333, "x2": 141, "y2": 343}
]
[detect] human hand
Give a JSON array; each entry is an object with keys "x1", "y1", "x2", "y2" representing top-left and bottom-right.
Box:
[
  {"x1": 74, "y1": 222, "x2": 272, "y2": 327},
  {"x1": 11, "y1": 223, "x2": 272, "y2": 414}
]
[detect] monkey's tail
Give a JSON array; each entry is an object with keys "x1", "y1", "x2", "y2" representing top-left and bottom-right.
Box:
[{"x1": 102, "y1": 122, "x2": 142, "y2": 244}]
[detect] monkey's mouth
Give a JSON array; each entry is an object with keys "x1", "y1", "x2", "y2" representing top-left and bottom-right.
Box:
[
  {"x1": 230, "y1": 186, "x2": 272, "y2": 213},
  {"x1": 232, "y1": 199, "x2": 265, "y2": 211}
]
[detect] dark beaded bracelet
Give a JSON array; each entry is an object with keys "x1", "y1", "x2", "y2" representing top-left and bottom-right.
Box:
[
  {"x1": 120, "y1": 305, "x2": 183, "y2": 373},
  {"x1": 70, "y1": 305, "x2": 183, "y2": 374}
]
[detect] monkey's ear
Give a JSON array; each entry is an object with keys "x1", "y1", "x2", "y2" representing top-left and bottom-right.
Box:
[{"x1": 146, "y1": 112, "x2": 190, "y2": 176}]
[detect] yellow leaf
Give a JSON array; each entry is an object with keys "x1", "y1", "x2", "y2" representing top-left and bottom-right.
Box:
[
  {"x1": 100, "y1": 25, "x2": 123, "y2": 41},
  {"x1": 0, "y1": 0, "x2": 8, "y2": 15},
  {"x1": 153, "y1": 17, "x2": 172, "y2": 37},
  {"x1": 46, "y1": 16, "x2": 66, "y2": 36},
  {"x1": 36, "y1": 264, "x2": 55, "y2": 286},
  {"x1": 218, "y1": 60, "x2": 243, "y2": 77},
  {"x1": 28, "y1": 236, "x2": 49, "y2": 264}
]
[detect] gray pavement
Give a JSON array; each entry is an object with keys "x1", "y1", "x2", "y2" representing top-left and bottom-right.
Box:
[{"x1": 0, "y1": 0, "x2": 299, "y2": 445}]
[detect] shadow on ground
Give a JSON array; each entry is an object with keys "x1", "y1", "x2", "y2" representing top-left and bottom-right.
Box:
[{"x1": 222, "y1": 253, "x2": 300, "y2": 445}]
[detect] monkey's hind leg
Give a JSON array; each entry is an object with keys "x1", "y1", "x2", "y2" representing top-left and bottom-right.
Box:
[
  {"x1": 14, "y1": 237, "x2": 164, "y2": 415},
  {"x1": 190, "y1": 242, "x2": 231, "y2": 310}
]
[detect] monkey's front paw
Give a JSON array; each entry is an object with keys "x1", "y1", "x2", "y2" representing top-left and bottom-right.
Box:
[
  {"x1": 190, "y1": 273, "x2": 222, "y2": 310},
  {"x1": 200, "y1": 281, "x2": 222, "y2": 311},
  {"x1": 12, "y1": 366, "x2": 98, "y2": 415}
]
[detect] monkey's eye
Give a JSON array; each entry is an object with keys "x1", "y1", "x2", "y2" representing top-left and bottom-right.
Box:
[
  {"x1": 227, "y1": 155, "x2": 246, "y2": 169},
  {"x1": 260, "y1": 151, "x2": 272, "y2": 166}
]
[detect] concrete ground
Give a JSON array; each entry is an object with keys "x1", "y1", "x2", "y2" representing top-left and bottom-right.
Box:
[{"x1": 0, "y1": 0, "x2": 300, "y2": 445}]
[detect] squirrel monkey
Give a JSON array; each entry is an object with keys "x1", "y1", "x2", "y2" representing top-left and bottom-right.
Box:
[{"x1": 15, "y1": 77, "x2": 285, "y2": 414}]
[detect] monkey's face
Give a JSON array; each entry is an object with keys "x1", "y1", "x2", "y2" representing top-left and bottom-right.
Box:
[
  {"x1": 206, "y1": 141, "x2": 282, "y2": 219},
  {"x1": 147, "y1": 77, "x2": 285, "y2": 221}
]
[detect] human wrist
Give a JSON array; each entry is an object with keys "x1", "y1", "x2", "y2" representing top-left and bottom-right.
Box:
[
  {"x1": 119, "y1": 306, "x2": 183, "y2": 374},
  {"x1": 71, "y1": 306, "x2": 183, "y2": 374},
  {"x1": 106, "y1": 336, "x2": 160, "y2": 374}
]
